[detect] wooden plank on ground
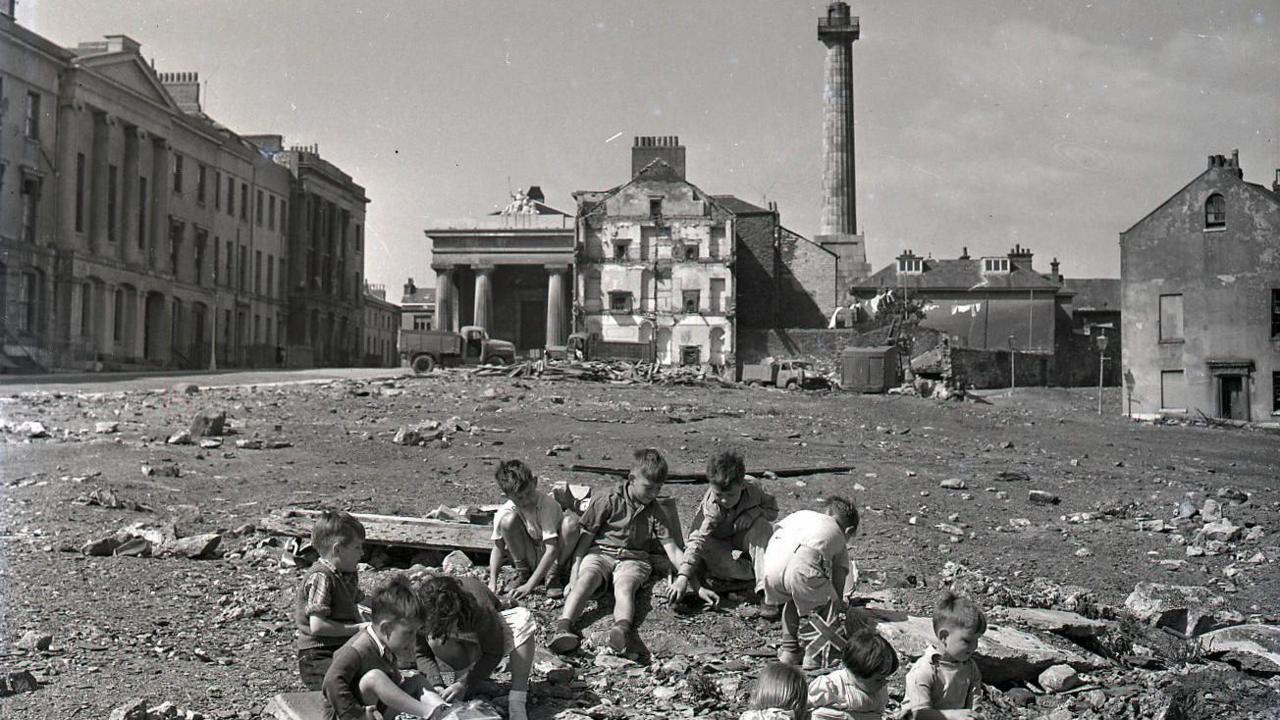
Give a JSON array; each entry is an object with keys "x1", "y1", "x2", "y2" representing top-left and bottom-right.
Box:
[
  {"x1": 257, "y1": 514, "x2": 491, "y2": 553},
  {"x1": 568, "y1": 463, "x2": 856, "y2": 484}
]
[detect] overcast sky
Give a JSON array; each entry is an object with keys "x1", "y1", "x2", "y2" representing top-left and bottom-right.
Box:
[{"x1": 21, "y1": 1, "x2": 1278, "y2": 292}]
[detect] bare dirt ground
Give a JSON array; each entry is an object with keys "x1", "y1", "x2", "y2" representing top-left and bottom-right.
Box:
[{"x1": 1, "y1": 370, "x2": 1277, "y2": 719}]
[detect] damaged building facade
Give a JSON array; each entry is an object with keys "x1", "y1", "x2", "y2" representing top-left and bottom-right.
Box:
[
  {"x1": 0, "y1": 13, "x2": 368, "y2": 371},
  {"x1": 1121, "y1": 151, "x2": 1280, "y2": 422},
  {"x1": 574, "y1": 137, "x2": 736, "y2": 368},
  {"x1": 425, "y1": 187, "x2": 574, "y2": 354}
]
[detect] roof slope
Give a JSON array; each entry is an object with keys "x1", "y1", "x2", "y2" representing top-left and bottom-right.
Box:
[
  {"x1": 1060, "y1": 278, "x2": 1121, "y2": 311},
  {"x1": 853, "y1": 258, "x2": 1061, "y2": 292}
]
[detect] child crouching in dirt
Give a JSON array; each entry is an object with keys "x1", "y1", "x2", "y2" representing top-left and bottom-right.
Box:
[
  {"x1": 549, "y1": 448, "x2": 685, "y2": 655},
  {"x1": 488, "y1": 459, "x2": 580, "y2": 601},
  {"x1": 666, "y1": 449, "x2": 778, "y2": 609},
  {"x1": 761, "y1": 496, "x2": 860, "y2": 667},
  {"x1": 322, "y1": 575, "x2": 450, "y2": 720},
  {"x1": 295, "y1": 510, "x2": 368, "y2": 690},
  {"x1": 415, "y1": 575, "x2": 538, "y2": 720}
]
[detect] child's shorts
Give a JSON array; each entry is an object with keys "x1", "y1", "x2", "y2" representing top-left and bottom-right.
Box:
[
  {"x1": 577, "y1": 551, "x2": 652, "y2": 589},
  {"x1": 499, "y1": 606, "x2": 538, "y2": 654},
  {"x1": 761, "y1": 543, "x2": 834, "y2": 615}
]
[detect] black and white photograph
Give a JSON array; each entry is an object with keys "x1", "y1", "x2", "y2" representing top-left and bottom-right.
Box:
[{"x1": 1, "y1": 1, "x2": 1278, "y2": 718}]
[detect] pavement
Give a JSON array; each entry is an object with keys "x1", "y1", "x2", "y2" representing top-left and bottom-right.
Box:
[{"x1": 0, "y1": 366, "x2": 411, "y2": 395}]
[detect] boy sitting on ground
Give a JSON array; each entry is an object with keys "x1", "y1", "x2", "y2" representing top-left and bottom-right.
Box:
[
  {"x1": 666, "y1": 449, "x2": 778, "y2": 608},
  {"x1": 488, "y1": 459, "x2": 581, "y2": 600},
  {"x1": 761, "y1": 496, "x2": 860, "y2": 666},
  {"x1": 295, "y1": 510, "x2": 367, "y2": 690},
  {"x1": 321, "y1": 574, "x2": 450, "y2": 720},
  {"x1": 549, "y1": 448, "x2": 684, "y2": 655},
  {"x1": 901, "y1": 591, "x2": 987, "y2": 719}
]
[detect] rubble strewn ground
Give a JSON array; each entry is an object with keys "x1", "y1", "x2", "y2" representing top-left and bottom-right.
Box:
[{"x1": 1, "y1": 368, "x2": 1278, "y2": 719}]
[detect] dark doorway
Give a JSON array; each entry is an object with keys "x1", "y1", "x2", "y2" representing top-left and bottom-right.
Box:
[
  {"x1": 1218, "y1": 375, "x2": 1248, "y2": 421},
  {"x1": 519, "y1": 300, "x2": 546, "y2": 352}
]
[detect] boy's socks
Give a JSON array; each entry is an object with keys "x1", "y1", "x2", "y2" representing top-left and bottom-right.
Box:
[
  {"x1": 607, "y1": 620, "x2": 632, "y2": 653},
  {"x1": 508, "y1": 690, "x2": 528, "y2": 720}
]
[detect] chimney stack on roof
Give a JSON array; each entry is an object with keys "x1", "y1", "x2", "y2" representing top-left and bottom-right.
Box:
[
  {"x1": 631, "y1": 135, "x2": 686, "y2": 179},
  {"x1": 158, "y1": 71, "x2": 201, "y2": 114},
  {"x1": 959, "y1": 246, "x2": 970, "y2": 260},
  {"x1": 403, "y1": 278, "x2": 417, "y2": 299},
  {"x1": 1050, "y1": 258, "x2": 1061, "y2": 284},
  {"x1": 1207, "y1": 150, "x2": 1244, "y2": 179},
  {"x1": 1008, "y1": 243, "x2": 1034, "y2": 266}
]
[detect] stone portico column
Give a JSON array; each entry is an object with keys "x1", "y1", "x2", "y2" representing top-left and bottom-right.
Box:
[
  {"x1": 122, "y1": 127, "x2": 141, "y2": 264},
  {"x1": 433, "y1": 267, "x2": 454, "y2": 332},
  {"x1": 545, "y1": 264, "x2": 567, "y2": 347},
  {"x1": 149, "y1": 138, "x2": 170, "y2": 271},
  {"x1": 473, "y1": 265, "x2": 494, "y2": 332},
  {"x1": 89, "y1": 112, "x2": 110, "y2": 252},
  {"x1": 100, "y1": 284, "x2": 117, "y2": 356}
]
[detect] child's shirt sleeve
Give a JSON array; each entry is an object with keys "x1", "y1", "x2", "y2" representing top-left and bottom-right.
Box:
[
  {"x1": 322, "y1": 644, "x2": 367, "y2": 720},
  {"x1": 302, "y1": 570, "x2": 335, "y2": 618},
  {"x1": 903, "y1": 654, "x2": 936, "y2": 710},
  {"x1": 536, "y1": 494, "x2": 564, "y2": 542},
  {"x1": 806, "y1": 670, "x2": 844, "y2": 710},
  {"x1": 679, "y1": 493, "x2": 726, "y2": 577},
  {"x1": 965, "y1": 660, "x2": 983, "y2": 708},
  {"x1": 578, "y1": 493, "x2": 611, "y2": 537}
]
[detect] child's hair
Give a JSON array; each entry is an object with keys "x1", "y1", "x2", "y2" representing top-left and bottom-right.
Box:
[
  {"x1": 932, "y1": 590, "x2": 988, "y2": 635},
  {"x1": 368, "y1": 574, "x2": 425, "y2": 627},
  {"x1": 311, "y1": 509, "x2": 366, "y2": 555},
  {"x1": 706, "y1": 449, "x2": 746, "y2": 489},
  {"x1": 494, "y1": 459, "x2": 536, "y2": 497},
  {"x1": 632, "y1": 447, "x2": 669, "y2": 484},
  {"x1": 748, "y1": 662, "x2": 808, "y2": 714},
  {"x1": 416, "y1": 575, "x2": 478, "y2": 639},
  {"x1": 842, "y1": 628, "x2": 899, "y2": 679},
  {"x1": 821, "y1": 495, "x2": 859, "y2": 536}
]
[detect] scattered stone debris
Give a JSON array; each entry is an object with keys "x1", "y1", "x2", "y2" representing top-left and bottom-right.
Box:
[
  {"x1": 442, "y1": 549, "x2": 474, "y2": 573},
  {"x1": 73, "y1": 487, "x2": 154, "y2": 512},
  {"x1": 1197, "y1": 624, "x2": 1280, "y2": 675},
  {"x1": 1125, "y1": 582, "x2": 1232, "y2": 637},
  {"x1": 95, "y1": 421, "x2": 120, "y2": 434},
  {"x1": 1029, "y1": 489, "x2": 1060, "y2": 505},
  {"x1": 1038, "y1": 663, "x2": 1080, "y2": 692},
  {"x1": 15, "y1": 630, "x2": 52, "y2": 651},
  {"x1": 0, "y1": 669, "x2": 38, "y2": 697},
  {"x1": 940, "y1": 478, "x2": 967, "y2": 490}
]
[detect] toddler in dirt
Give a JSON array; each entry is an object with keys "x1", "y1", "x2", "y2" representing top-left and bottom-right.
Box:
[
  {"x1": 807, "y1": 627, "x2": 899, "y2": 719},
  {"x1": 900, "y1": 590, "x2": 987, "y2": 719},
  {"x1": 760, "y1": 495, "x2": 859, "y2": 666},
  {"x1": 487, "y1": 459, "x2": 581, "y2": 600},
  {"x1": 548, "y1": 448, "x2": 684, "y2": 655},
  {"x1": 321, "y1": 574, "x2": 450, "y2": 720},
  {"x1": 740, "y1": 661, "x2": 809, "y2": 720},
  {"x1": 665, "y1": 449, "x2": 778, "y2": 609},
  {"x1": 294, "y1": 510, "x2": 368, "y2": 690}
]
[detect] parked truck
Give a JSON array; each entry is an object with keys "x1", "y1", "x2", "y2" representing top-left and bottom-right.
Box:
[
  {"x1": 740, "y1": 358, "x2": 827, "y2": 389},
  {"x1": 544, "y1": 332, "x2": 655, "y2": 363},
  {"x1": 400, "y1": 326, "x2": 516, "y2": 373}
]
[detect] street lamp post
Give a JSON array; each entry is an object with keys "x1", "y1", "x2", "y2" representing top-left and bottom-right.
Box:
[
  {"x1": 1095, "y1": 331, "x2": 1109, "y2": 415},
  {"x1": 1008, "y1": 334, "x2": 1016, "y2": 391}
]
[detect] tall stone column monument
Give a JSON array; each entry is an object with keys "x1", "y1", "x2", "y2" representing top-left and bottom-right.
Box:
[{"x1": 816, "y1": 2, "x2": 871, "y2": 296}]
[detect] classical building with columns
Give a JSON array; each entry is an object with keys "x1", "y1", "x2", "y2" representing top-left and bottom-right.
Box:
[
  {"x1": 1, "y1": 13, "x2": 366, "y2": 371},
  {"x1": 0, "y1": 8, "x2": 69, "y2": 370},
  {"x1": 425, "y1": 187, "x2": 574, "y2": 354},
  {"x1": 574, "y1": 137, "x2": 736, "y2": 368}
]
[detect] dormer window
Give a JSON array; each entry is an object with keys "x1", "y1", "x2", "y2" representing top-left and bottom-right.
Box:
[
  {"x1": 982, "y1": 257, "x2": 1010, "y2": 273},
  {"x1": 1205, "y1": 193, "x2": 1225, "y2": 228},
  {"x1": 898, "y1": 257, "x2": 923, "y2": 274}
]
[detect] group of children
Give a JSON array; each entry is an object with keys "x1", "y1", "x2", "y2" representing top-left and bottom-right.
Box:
[{"x1": 294, "y1": 447, "x2": 989, "y2": 720}]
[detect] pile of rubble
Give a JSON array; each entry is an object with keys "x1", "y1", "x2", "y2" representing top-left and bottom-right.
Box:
[{"x1": 465, "y1": 359, "x2": 736, "y2": 388}]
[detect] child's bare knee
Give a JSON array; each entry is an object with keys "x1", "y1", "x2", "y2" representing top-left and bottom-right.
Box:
[
  {"x1": 357, "y1": 668, "x2": 391, "y2": 699},
  {"x1": 498, "y1": 511, "x2": 522, "y2": 536},
  {"x1": 560, "y1": 513, "x2": 581, "y2": 536}
]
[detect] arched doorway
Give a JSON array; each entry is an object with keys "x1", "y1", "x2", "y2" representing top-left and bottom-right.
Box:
[{"x1": 709, "y1": 327, "x2": 725, "y2": 368}]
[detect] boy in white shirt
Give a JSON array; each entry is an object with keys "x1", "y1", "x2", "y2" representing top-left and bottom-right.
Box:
[{"x1": 488, "y1": 460, "x2": 581, "y2": 600}]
